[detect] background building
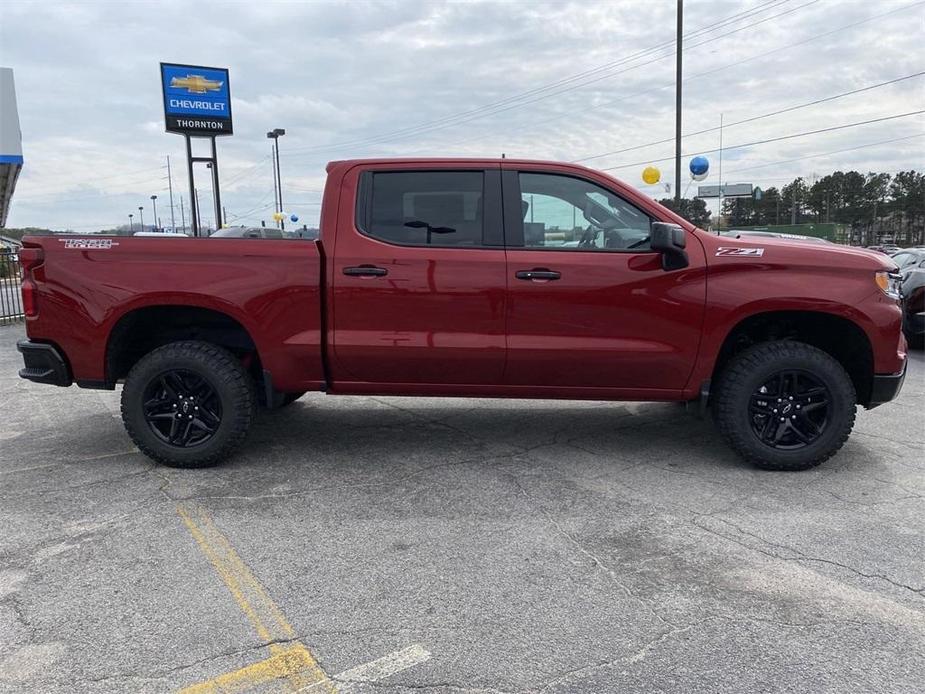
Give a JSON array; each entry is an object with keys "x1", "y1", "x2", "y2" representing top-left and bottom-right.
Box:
[{"x1": 0, "y1": 67, "x2": 23, "y2": 228}]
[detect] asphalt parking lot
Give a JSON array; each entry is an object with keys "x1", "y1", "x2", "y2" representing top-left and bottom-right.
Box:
[{"x1": 0, "y1": 322, "x2": 922, "y2": 694}]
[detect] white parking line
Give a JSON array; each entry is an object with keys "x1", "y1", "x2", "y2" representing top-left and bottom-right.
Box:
[{"x1": 299, "y1": 644, "x2": 431, "y2": 692}]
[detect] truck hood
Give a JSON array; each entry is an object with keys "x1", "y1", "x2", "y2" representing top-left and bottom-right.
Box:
[{"x1": 702, "y1": 232, "x2": 898, "y2": 272}]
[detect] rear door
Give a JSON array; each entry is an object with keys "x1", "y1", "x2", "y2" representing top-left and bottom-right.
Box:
[
  {"x1": 331, "y1": 164, "x2": 507, "y2": 385},
  {"x1": 501, "y1": 165, "x2": 707, "y2": 394}
]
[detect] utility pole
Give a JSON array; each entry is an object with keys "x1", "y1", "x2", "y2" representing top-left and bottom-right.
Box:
[
  {"x1": 179, "y1": 194, "x2": 186, "y2": 234},
  {"x1": 138, "y1": 206, "x2": 145, "y2": 231},
  {"x1": 717, "y1": 112, "x2": 724, "y2": 230},
  {"x1": 167, "y1": 156, "x2": 177, "y2": 233},
  {"x1": 151, "y1": 195, "x2": 158, "y2": 233},
  {"x1": 128, "y1": 213, "x2": 134, "y2": 232},
  {"x1": 674, "y1": 0, "x2": 683, "y2": 205},
  {"x1": 791, "y1": 188, "x2": 798, "y2": 225}
]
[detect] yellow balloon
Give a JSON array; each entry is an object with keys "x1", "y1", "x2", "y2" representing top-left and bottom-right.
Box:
[{"x1": 642, "y1": 166, "x2": 661, "y2": 185}]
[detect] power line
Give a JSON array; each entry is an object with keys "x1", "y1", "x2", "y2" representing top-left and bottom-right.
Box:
[
  {"x1": 398, "y1": 0, "x2": 925, "y2": 158},
  {"x1": 600, "y1": 110, "x2": 925, "y2": 171},
  {"x1": 574, "y1": 72, "x2": 925, "y2": 163},
  {"x1": 722, "y1": 133, "x2": 925, "y2": 176},
  {"x1": 282, "y1": 0, "x2": 817, "y2": 157}
]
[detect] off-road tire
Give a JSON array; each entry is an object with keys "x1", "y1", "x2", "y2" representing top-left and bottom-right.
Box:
[
  {"x1": 121, "y1": 341, "x2": 255, "y2": 468},
  {"x1": 713, "y1": 341, "x2": 856, "y2": 471}
]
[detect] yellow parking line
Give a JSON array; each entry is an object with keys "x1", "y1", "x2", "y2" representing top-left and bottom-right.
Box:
[{"x1": 176, "y1": 504, "x2": 336, "y2": 693}]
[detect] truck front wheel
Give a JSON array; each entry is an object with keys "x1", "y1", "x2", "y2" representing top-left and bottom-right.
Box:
[
  {"x1": 121, "y1": 341, "x2": 255, "y2": 468},
  {"x1": 713, "y1": 341, "x2": 856, "y2": 471}
]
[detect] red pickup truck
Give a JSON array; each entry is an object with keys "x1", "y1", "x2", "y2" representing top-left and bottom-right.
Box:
[{"x1": 16, "y1": 158, "x2": 906, "y2": 471}]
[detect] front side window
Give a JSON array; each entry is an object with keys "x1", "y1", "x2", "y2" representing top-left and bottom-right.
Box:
[
  {"x1": 519, "y1": 173, "x2": 652, "y2": 251},
  {"x1": 360, "y1": 171, "x2": 484, "y2": 247}
]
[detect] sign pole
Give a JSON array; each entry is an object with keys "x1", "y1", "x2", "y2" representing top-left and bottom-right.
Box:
[
  {"x1": 185, "y1": 134, "x2": 199, "y2": 238},
  {"x1": 167, "y1": 155, "x2": 177, "y2": 233},
  {"x1": 210, "y1": 136, "x2": 222, "y2": 231}
]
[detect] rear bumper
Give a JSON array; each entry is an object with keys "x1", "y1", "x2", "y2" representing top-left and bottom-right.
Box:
[
  {"x1": 868, "y1": 361, "x2": 906, "y2": 408},
  {"x1": 17, "y1": 339, "x2": 72, "y2": 387}
]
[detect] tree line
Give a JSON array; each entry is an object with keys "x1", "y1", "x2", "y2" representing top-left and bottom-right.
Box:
[{"x1": 661, "y1": 169, "x2": 923, "y2": 246}]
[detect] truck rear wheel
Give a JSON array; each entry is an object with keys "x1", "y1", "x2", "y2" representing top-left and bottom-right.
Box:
[
  {"x1": 121, "y1": 341, "x2": 255, "y2": 468},
  {"x1": 713, "y1": 341, "x2": 856, "y2": 471}
]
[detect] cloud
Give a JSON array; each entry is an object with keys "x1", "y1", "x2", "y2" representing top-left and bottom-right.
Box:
[{"x1": 1, "y1": 0, "x2": 922, "y2": 230}]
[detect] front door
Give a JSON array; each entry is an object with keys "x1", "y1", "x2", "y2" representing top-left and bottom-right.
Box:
[
  {"x1": 331, "y1": 165, "x2": 507, "y2": 385},
  {"x1": 502, "y1": 167, "x2": 706, "y2": 394}
]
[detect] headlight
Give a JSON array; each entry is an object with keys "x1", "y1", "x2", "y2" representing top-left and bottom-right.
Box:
[{"x1": 875, "y1": 271, "x2": 902, "y2": 300}]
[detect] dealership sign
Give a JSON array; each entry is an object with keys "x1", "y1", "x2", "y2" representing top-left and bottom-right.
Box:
[
  {"x1": 160, "y1": 63, "x2": 233, "y2": 135},
  {"x1": 696, "y1": 183, "x2": 754, "y2": 199}
]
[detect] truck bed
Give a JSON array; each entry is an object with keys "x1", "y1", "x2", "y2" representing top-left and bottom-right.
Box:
[{"x1": 22, "y1": 236, "x2": 326, "y2": 392}]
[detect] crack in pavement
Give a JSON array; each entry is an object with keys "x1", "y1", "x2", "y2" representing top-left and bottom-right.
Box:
[
  {"x1": 692, "y1": 515, "x2": 925, "y2": 594},
  {"x1": 508, "y1": 473, "x2": 673, "y2": 629}
]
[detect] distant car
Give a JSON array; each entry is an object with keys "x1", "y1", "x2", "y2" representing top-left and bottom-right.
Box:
[
  {"x1": 867, "y1": 244, "x2": 901, "y2": 254},
  {"x1": 720, "y1": 230, "x2": 832, "y2": 245},
  {"x1": 133, "y1": 231, "x2": 190, "y2": 238},
  {"x1": 891, "y1": 248, "x2": 925, "y2": 346},
  {"x1": 211, "y1": 226, "x2": 318, "y2": 240},
  {"x1": 211, "y1": 226, "x2": 284, "y2": 239}
]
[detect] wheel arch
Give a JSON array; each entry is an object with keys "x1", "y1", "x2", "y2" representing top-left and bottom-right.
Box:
[
  {"x1": 709, "y1": 309, "x2": 875, "y2": 406},
  {"x1": 105, "y1": 303, "x2": 261, "y2": 386}
]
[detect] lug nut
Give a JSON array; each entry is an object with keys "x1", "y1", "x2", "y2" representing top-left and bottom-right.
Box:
[{"x1": 780, "y1": 417, "x2": 785, "y2": 421}]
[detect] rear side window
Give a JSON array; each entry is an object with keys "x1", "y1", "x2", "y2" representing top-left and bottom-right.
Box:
[{"x1": 358, "y1": 171, "x2": 485, "y2": 247}]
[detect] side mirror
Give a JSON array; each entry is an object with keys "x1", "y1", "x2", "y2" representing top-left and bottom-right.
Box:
[{"x1": 650, "y1": 222, "x2": 689, "y2": 271}]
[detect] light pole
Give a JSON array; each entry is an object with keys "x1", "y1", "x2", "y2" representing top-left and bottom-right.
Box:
[
  {"x1": 138, "y1": 206, "x2": 145, "y2": 232},
  {"x1": 150, "y1": 195, "x2": 158, "y2": 233},
  {"x1": 128, "y1": 213, "x2": 134, "y2": 233},
  {"x1": 266, "y1": 128, "x2": 286, "y2": 230}
]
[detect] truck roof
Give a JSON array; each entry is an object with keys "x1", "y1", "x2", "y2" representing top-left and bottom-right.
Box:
[{"x1": 326, "y1": 157, "x2": 598, "y2": 172}]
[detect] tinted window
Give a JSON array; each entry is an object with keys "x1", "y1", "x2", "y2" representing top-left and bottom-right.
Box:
[
  {"x1": 362, "y1": 171, "x2": 484, "y2": 247},
  {"x1": 518, "y1": 173, "x2": 652, "y2": 251}
]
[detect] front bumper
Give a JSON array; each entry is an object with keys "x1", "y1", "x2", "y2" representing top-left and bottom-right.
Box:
[
  {"x1": 17, "y1": 339, "x2": 72, "y2": 387},
  {"x1": 868, "y1": 361, "x2": 906, "y2": 408}
]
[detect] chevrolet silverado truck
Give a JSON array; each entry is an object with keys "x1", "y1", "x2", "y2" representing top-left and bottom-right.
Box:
[{"x1": 16, "y1": 159, "x2": 907, "y2": 470}]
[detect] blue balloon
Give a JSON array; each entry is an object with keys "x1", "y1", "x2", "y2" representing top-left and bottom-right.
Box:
[
  {"x1": 689, "y1": 156, "x2": 709, "y2": 176},
  {"x1": 290, "y1": 214, "x2": 299, "y2": 223}
]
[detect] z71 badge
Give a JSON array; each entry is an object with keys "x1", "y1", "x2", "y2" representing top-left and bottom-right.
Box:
[
  {"x1": 716, "y1": 247, "x2": 764, "y2": 257},
  {"x1": 59, "y1": 238, "x2": 118, "y2": 250}
]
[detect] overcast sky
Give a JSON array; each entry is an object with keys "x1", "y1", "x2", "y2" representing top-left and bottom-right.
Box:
[{"x1": 1, "y1": 0, "x2": 923, "y2": 231}]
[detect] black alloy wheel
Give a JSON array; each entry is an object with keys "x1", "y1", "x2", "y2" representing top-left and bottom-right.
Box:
[
  {"x1": 142, "y1": 369, "x2": 223, "y2": 447},
  {"x1": 713, "y1": 341, "x2": 856, "y2": 471},
  {"x1": 749, "y1": 370, "x2": 830, "y2": 450},
  {"x1": 121, "y1": 341, "x2": 255, "y2": 468}
]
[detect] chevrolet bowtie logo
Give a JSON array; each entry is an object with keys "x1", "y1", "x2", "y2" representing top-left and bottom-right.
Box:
[{"x1": 170, "y1": 74, "x2": 223, "y2": 94}]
